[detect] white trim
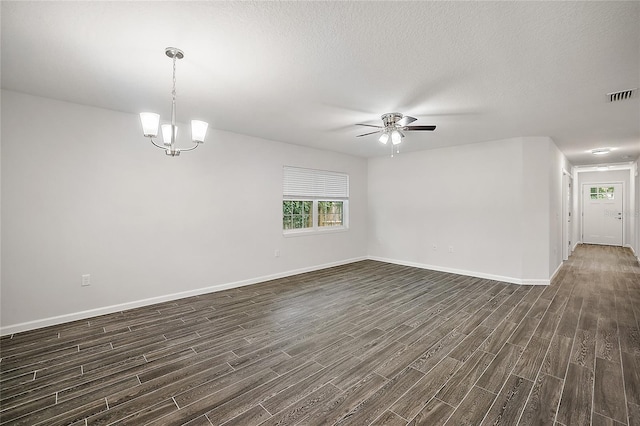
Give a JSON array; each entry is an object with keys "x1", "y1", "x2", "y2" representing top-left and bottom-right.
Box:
[
  {"x1": 550, "y1": 261, "x2": 563, "y2": 283},
  {"x1": 0, "y1": 256, "x2": 366, "y2": 336},
  {"x1": 573, "y1": 240, "x2": 581, "y2": 251},
  {"x1": 367, "y1": 256, "x2": 550, "y2": 286},
  {"x1": 573, "y1": 162, "x2": 635, "y2": 174},
  {"x1": 562, "y1": 173, "x2": 573, "y2": 261},
  {"x1": 283, "y1": 227, "x2": 348, "y2": 237},
  {"x1": 624, "y1": 244, "x2": 640, "y2": 267}
]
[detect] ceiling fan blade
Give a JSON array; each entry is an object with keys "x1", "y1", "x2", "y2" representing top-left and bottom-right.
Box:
[
  {"x1": 356, "y1": 123, "x2": 383, "y2": 129},
  {"x1": 405, "y1": 125, "x2": 436, "y2": 131},
  {"x1": 356, "y1": 130, "x2": 382, "y2": 137},
  {"x1": 396, "y1": 116, "x2": 417, "y2": 127}
]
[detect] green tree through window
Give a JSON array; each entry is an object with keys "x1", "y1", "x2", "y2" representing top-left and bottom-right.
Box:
[
  {"x1": 590, "y1": 187, "x2": 615, "y2": 200},
  {"x1": 283, "y1": 201, "x2": 312, "y2": 229}
]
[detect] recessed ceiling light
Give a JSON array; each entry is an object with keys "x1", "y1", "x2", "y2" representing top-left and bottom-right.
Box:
[{"x1": 591, "y1": 148, "x2": 611, "y2": 155}]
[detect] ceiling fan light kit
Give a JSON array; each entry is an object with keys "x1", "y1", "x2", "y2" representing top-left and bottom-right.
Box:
[
  {"x1": 356, "y1": 112, "x2": 436, "y2": 157},
  {"x1": 391, "y1": 130, "x2": 403, "y2": 145},
  {"x1": 139, "y1": 47, "x2": 209, "y2": 157}
]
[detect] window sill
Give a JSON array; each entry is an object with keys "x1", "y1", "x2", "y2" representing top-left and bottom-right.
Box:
[{"x1": 282, "y1": 227, "x2": 349, "y2": 238}]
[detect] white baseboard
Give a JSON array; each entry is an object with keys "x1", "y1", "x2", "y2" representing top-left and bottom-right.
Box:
[
  {"x1": 624, "y1": 244, "x2": 640, "y2": 265},
  {"x1": 0, "y1": 257, "x2": 367, "y2": 336},
  {"x1": 572, "y1": 241, "x2": 581, "y2": 252},
  {"x1": 549, "y1": 262, "x2": 563, "y2": 283},
  {"x1": 367, "y1": 256, "x2": 550, "y2": 286}
]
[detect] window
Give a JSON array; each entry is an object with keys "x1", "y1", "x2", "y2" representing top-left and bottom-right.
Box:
[
  {"x1": 318, "y1": 201, "x2": 344, "y2": 227},
  {"x1": 590, "y1": 186, "x2": 615, "y2": 200},
  {"x1": 283, "y1": 166, "x2": 349, "y2": 234},
  {"x1": 283, "y1": 200, "x2": 312, "y2": 230}
]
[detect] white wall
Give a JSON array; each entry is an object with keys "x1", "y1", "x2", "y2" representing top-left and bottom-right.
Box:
[
  {"x1": 0, "y1": 89, "x2": 578, "y2": 334},
  {"x1": 521, "y1": 138, "x2": 551, "y2": 280},
  {"x1": 0, "y1": 90, "x2": 368, "y2": 333},
  {"x1": 367, "y1": 136, "x2": 565, "y2": 284},
  {"x1": 368, "y1": 138, "x2": 523, "y2": 281},
  {"x1": 367, "y1": 136, "x2": 569, "y2": 284}
]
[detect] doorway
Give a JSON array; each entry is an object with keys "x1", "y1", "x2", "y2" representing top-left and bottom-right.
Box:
[{"x1": 582, "y1": 182, "x2": 623, "y2": 246}]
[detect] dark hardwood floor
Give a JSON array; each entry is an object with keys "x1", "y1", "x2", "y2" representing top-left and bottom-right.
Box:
[{"x1": 1, "y1": 244, "x2": 639, "y2": 425}]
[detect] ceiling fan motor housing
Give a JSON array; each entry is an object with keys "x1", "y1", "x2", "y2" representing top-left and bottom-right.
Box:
[{"x1": 381, "y1": 112, "x2": 403, "y2": 128}]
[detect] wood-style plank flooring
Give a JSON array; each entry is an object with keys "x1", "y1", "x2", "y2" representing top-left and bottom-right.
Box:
[{"x1": 1, "y1": 244, "x2": 639, "y2": 425}]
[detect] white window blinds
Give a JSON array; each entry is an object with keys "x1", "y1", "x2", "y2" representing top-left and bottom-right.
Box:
[{"x1": 283, "y1": 166, "x2": 349, "y2": 198}]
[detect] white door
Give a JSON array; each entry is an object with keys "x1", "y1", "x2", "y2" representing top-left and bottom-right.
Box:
[{"x1": 582, "y1": 183, "x2": 623, "y2": 246}]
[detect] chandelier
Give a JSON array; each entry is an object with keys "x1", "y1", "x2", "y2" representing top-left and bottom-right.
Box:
[{"x1": 139, "y1": 47, "x2": 208, "y2": 157}]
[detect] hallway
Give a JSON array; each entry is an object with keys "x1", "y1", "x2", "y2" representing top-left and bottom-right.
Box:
[{"x1": 547, "y1": 244, "x2": 640, "y2": 425}]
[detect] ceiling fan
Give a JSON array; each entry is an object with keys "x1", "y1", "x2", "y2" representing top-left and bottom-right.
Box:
[{"x1": 356, "y1": 112, "x2": 436, "y2": 155}]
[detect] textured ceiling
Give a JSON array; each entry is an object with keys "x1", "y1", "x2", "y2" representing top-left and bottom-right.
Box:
[{"x1": 2, "y1": 1, "x2": 639, "y2": 165}]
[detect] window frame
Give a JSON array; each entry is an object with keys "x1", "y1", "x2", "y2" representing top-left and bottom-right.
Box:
[{"x1": 283, "y1": 198, "x2": 349, "y2": 236}]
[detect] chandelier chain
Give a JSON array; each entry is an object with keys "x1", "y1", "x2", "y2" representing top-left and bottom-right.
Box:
[
  {"x1": 170, "y1": 53, "x2": 177, "y2": 143},
  {"x1": 172, "y1": 54, "x2": 177, "y2": 103}
]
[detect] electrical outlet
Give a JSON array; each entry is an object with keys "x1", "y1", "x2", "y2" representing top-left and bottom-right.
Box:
[
  {"x1": 81, "y1": 274, "x2": 91, "y2": 287},
  {"x1": 432, "y1": 244, "x2": 437, "y2": 250},
  {"x1": 274, "y1": 249, "x2": 280, "y2": 258},
  {"x1": 448, "y1": 246, "x2": 454, "y2": 253}
]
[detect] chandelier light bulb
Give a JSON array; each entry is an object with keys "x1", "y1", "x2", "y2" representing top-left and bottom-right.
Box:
[
  {"x1": 161, "y1": 124, "x2": 177, "y2": 147},
  {"x1": 140, "y1": 113, "x2": 160, "y2": 137},
  {"x1": 379, "y1": 132, "x2": 389, "y2": 144},
  {"x1": 191, "y1": 120, "x2": 209, "y2": 143}
]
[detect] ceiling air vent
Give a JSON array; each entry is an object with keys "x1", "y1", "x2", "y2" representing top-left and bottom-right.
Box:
[{"x1": 607, "y1": 88, "x2": 637, "y2": 102}]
